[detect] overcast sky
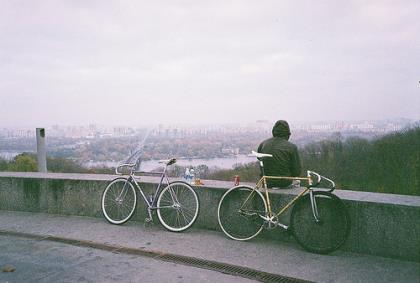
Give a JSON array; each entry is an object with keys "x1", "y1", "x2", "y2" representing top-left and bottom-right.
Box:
[{"x1": 0, "y1": 0, "x2": 419, "y2": 127}]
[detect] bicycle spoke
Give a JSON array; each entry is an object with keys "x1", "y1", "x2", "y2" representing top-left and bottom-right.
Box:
[
  {"x1": 218, "y1": 186, "x2": 266, "y2": 241},
  {"x1": 101, "y1": 178, "x2": 137, "y2": 225},
  {"x1": 157, "y1": 182, "x2": 199, "y2": 232}
]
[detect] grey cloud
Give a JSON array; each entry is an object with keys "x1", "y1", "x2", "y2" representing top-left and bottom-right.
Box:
[{"x1": 0, "y1": 0, "x2": 419, "y2": 127}]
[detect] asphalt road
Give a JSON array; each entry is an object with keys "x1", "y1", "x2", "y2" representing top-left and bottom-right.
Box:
[
  {"x1": 0, "y1": 235, "x2": 255, "y2": 283},
  {"x1": 0, "y1": 211, "x2": 418, "y2": 283}
]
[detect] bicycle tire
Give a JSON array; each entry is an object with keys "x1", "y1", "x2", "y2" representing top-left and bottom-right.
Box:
[
  {"x1": 218, "y1": 186, "x2": 267, "y2": 241},
  {"x1": 157, "y1": 181, "x2": 199, "y2": 232},
  {"x1": 291, "y1": 191, "x2": 350, "y2": 254},
  {"x1": 101, "y1": 178, "x2": 137, "y2": 225}
]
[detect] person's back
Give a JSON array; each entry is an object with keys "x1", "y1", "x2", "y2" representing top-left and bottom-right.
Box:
[{"x1": 257, "y1": 120, "x2": 301, "y2": 188}]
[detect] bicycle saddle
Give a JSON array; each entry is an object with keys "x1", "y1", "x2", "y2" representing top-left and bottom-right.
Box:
[{"x1": 250, "y1": 151, "x2": 273, "y2": 159}]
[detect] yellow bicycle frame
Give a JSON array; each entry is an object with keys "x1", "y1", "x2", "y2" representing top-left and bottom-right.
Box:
[{"x1": 250, "y1": 174, "x2": 314, "y2": 218}]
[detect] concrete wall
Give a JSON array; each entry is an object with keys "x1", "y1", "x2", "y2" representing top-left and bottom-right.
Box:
[{"x1": 0, "y1": 172, "x2": 419, "y2": 262}]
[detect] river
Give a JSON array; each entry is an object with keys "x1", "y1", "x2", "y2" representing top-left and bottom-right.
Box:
[
  {"x1": 84, "y1": 155, "x2": 257, "y2": 171},
  {"x1": 0, "y1": 150, "x2": 257, "y2": 171}
]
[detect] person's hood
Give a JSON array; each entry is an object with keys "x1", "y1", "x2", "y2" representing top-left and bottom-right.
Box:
[{"x1": 272, "y1": 120, "x2": 291, "y2": 139}]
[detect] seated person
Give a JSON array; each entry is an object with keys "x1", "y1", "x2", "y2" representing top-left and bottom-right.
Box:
[{"x1": 257, "y1": 120, "x2": 301, "y2": 188}]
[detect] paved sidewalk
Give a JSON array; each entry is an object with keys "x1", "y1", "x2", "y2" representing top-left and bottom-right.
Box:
[
  {"x1": 1, "y1": 234, "x2": 258, "y2": 283},
  {"x1": 0, "y1": 211, "x2": 418, "y2": 283}
]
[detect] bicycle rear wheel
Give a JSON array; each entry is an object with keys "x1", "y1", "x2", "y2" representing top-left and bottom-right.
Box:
[
  {"x1": 218, "y1": 186, "x2": 267, "y2": 241},
  {"x1": 291, "y1": 191, "x2": 350, "y2": 254},
  {"x1": 157, "y1": 181, "x2": 199, "y2": 232},
  {"x1": 101, "y1": 178, "x2": 137, "y2": 225}
]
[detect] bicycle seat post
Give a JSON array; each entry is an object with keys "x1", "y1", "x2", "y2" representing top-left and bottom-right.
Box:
[
  {"x1": 259, "y1": 160, "x2": 269, "y2": 189},
  {"x1": 251, "y1": 151, "x2": 272, "y2": 190}
]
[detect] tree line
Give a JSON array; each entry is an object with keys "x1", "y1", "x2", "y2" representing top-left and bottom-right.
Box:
[
  {"x1": 0, "y1": 154, "x2": 113, "y2": 174},
  {"x1": 300, "y1": 127, "x2": 419, "y2": 196},
  {"x1": 197, "y1": 126, "x2": 419, "y2": 196}
]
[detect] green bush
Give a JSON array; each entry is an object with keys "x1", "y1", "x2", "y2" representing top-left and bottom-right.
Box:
[{"x1": 8, "y1": 153, "x2": 37, "y2": 172}]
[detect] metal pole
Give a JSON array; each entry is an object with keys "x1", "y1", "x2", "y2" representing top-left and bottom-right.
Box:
[{"x1": 36, "y1": 128, "x2": 47, "y2": 172}]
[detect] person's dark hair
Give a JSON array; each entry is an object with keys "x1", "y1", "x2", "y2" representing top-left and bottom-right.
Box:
[{"x1": 272, "y1": 120, "x2": 291, "y2": 139}]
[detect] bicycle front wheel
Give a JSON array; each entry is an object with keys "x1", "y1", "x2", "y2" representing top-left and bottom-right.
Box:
[
  {"x1": 291, "y1": 191, "x2": 350, "y2": 254},
  {"x1": 101, "y1": 178, "x2": 137, "y2": 225},
  {"x1": 218, "y1": 186, "x2": 267, "y2": 241},
  {"x1": 157, "y1": 181, "x2": 199, "y2": 232}
]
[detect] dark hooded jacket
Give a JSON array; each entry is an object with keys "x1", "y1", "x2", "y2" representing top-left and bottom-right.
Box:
[{"x1": 257, "y1": 120, "x2": 301, "y2": 188}]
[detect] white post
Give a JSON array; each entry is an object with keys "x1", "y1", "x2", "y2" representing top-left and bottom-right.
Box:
[{"x1": 36, "y1": 128, "x2": 47, "y2": 172}]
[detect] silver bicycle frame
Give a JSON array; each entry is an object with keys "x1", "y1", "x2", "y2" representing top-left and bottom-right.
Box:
[{"x1": 115, "y1": 159, "x2": 174, "y2": 221}]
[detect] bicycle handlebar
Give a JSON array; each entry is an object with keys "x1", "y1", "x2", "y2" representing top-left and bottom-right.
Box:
[
  {"x1": 307, "y1": 170, "x2": 336, "y2": 191},
  {"x1": 115, "y1": 163, "x2": 136, "y2": 175},
  {"x1": 307, "y1": 170, "x2": 321, "y2": 186}
]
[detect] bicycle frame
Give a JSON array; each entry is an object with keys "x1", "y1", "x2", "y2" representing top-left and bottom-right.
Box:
[
  {"x1": 115, "y1": 160, "x2": 175, "y2": 220},
  {"x1": 255, "y1": 174, "x2": 312, "y2": 219},
  {"x1": 242, "y1": 168, "x2": 334, "y2": 229},
  {"x1": 129, "y1": 172, "x2": 169, "y2": 207}
]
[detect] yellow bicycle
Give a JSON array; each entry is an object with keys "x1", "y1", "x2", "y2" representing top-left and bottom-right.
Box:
[{"x1": 217, "y1": 151, "x2": 350, "y2": 254}]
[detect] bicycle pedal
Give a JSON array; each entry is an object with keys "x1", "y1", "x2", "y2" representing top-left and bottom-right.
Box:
[{"x1": 145, "y1": 217, "x2": 153, "y2": 223}]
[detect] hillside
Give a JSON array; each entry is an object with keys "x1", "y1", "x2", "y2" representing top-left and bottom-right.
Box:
[
  {"x1": 300, "y1": 127, "x2": 419, "y2": 195},
  {"x1": 205, "y1": 127, "x2": 420, "y2": 196}
]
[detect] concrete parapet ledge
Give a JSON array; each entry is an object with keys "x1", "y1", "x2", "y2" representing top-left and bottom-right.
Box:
[{"x1": 0, "y1": 172, "x2": 419, "y2": 262}]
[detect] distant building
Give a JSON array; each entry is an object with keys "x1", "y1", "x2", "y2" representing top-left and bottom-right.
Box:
[{"x1": 310, "y1": 124, "x2": 332, "y2": 131}]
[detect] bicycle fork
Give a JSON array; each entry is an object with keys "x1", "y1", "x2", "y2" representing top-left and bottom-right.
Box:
[
  {"x1": 309, "y1": 190, "x2": 320, "y2": 223},
  {"x1": 116, "y1": 180, "x2": 130, "y2": 203}
]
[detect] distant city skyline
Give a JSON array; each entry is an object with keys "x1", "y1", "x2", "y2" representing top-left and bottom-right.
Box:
[
  {"x1": 0, "y1": 117, "x2": 420, "y2": 130},
  {"x1": 1, "y1": 118, "x2": 415, "y2": 138},
  {"x1": 0, "y1": 1, "x2": 419, "y2": 128}
]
